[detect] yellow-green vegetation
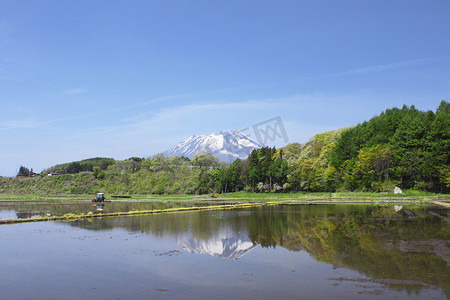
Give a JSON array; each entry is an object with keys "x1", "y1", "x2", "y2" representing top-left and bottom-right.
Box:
[{"x1": 431, "y1": 200, "x2": 450, "y2": 208}]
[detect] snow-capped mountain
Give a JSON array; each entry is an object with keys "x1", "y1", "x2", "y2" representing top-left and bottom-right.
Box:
[{"x1": 164, "y1": 129, "x2": 263, "y2": 162}]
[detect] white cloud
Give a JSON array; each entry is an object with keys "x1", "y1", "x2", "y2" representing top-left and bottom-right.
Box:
[
  {"x1": 331, "y1": 58, "x2": 428, "y2": 76},
  {"x1": 0, "y1": 119, "x2": 42, "y2": 131},
  {"x1": 63, "y1": 88, "x2": 89, "y2": 95}
]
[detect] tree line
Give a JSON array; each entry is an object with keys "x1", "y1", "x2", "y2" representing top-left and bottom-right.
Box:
[
  {"x1": 232, "y1": 101, "x2": 449, "y2": 193},
  {"x1": 43, "y1": 157, "x2": 116, "y2": 174}
]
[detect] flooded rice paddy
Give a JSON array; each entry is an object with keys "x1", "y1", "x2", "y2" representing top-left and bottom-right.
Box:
[{"x1": 0, "y1": 201, "x2": 449, "y2": 299}]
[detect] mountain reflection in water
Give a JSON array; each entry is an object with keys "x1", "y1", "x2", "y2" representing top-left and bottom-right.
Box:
[
  {"x1": 177, "y1": 231, "x2": 259, "y2": 259},
  {"x1": 68, "y1": 204, "x2": 449, "y2": 298}
]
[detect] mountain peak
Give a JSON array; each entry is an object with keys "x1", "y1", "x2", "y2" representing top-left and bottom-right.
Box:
[{"x1": 164, "y1": 129, "x2": 263, "y2": 162}]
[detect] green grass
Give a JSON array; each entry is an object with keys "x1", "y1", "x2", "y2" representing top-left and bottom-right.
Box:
[
  {"x1": 0, "y1": 190, "x2": 447, "y2": 203},
  {"x1": 216, "y1": 190, "x2": 448, "y2": 202},
  {"x1": 0, "y1": 193, "x2": 92, "y2": 202}
]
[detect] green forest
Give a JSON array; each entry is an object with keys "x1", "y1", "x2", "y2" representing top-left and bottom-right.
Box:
[{"x1": 2, "y1": 101, "x2": 449, "y2": 195}]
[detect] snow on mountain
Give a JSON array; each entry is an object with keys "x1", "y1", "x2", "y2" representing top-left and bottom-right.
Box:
[{"x1": 164, "y1": 129, "x2": 263, "y2": 162}]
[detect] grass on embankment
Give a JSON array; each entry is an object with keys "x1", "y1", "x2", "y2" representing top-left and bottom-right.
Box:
[
  {"x1": 216, "y1": 190, "x2": 449, "y2": 202},
  {"x1": 0, "y1": 194, "x2": 91, "y2": 202},
  {"x1": 0, "y1": 190, "x2": 448, "y2": 203},
  {"x1": 0, "y1": 193, "x2": 212, "y2": 202}
]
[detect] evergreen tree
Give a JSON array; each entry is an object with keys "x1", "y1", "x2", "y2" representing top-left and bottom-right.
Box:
[{"x1": 17, "y1": 165, "x2": 30, "y2": 176}]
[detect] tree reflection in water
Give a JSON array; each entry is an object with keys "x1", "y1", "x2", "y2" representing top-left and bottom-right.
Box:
[{"x1": 70, "y1": 204, "x2": 449, "y2": 297}]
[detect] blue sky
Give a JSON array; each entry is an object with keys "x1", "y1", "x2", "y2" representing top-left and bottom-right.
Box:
[{"x1": 1, "y1": 0, "x2": 449, "y2": 176}]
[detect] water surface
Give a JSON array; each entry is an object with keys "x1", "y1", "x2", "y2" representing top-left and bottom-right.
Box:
[
  {"x1": 0, "y1": 200, "x2": 227, "y2": 220},
  {"x1": 0, "y1": 204, "x2": 448, "y2": 299}
]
